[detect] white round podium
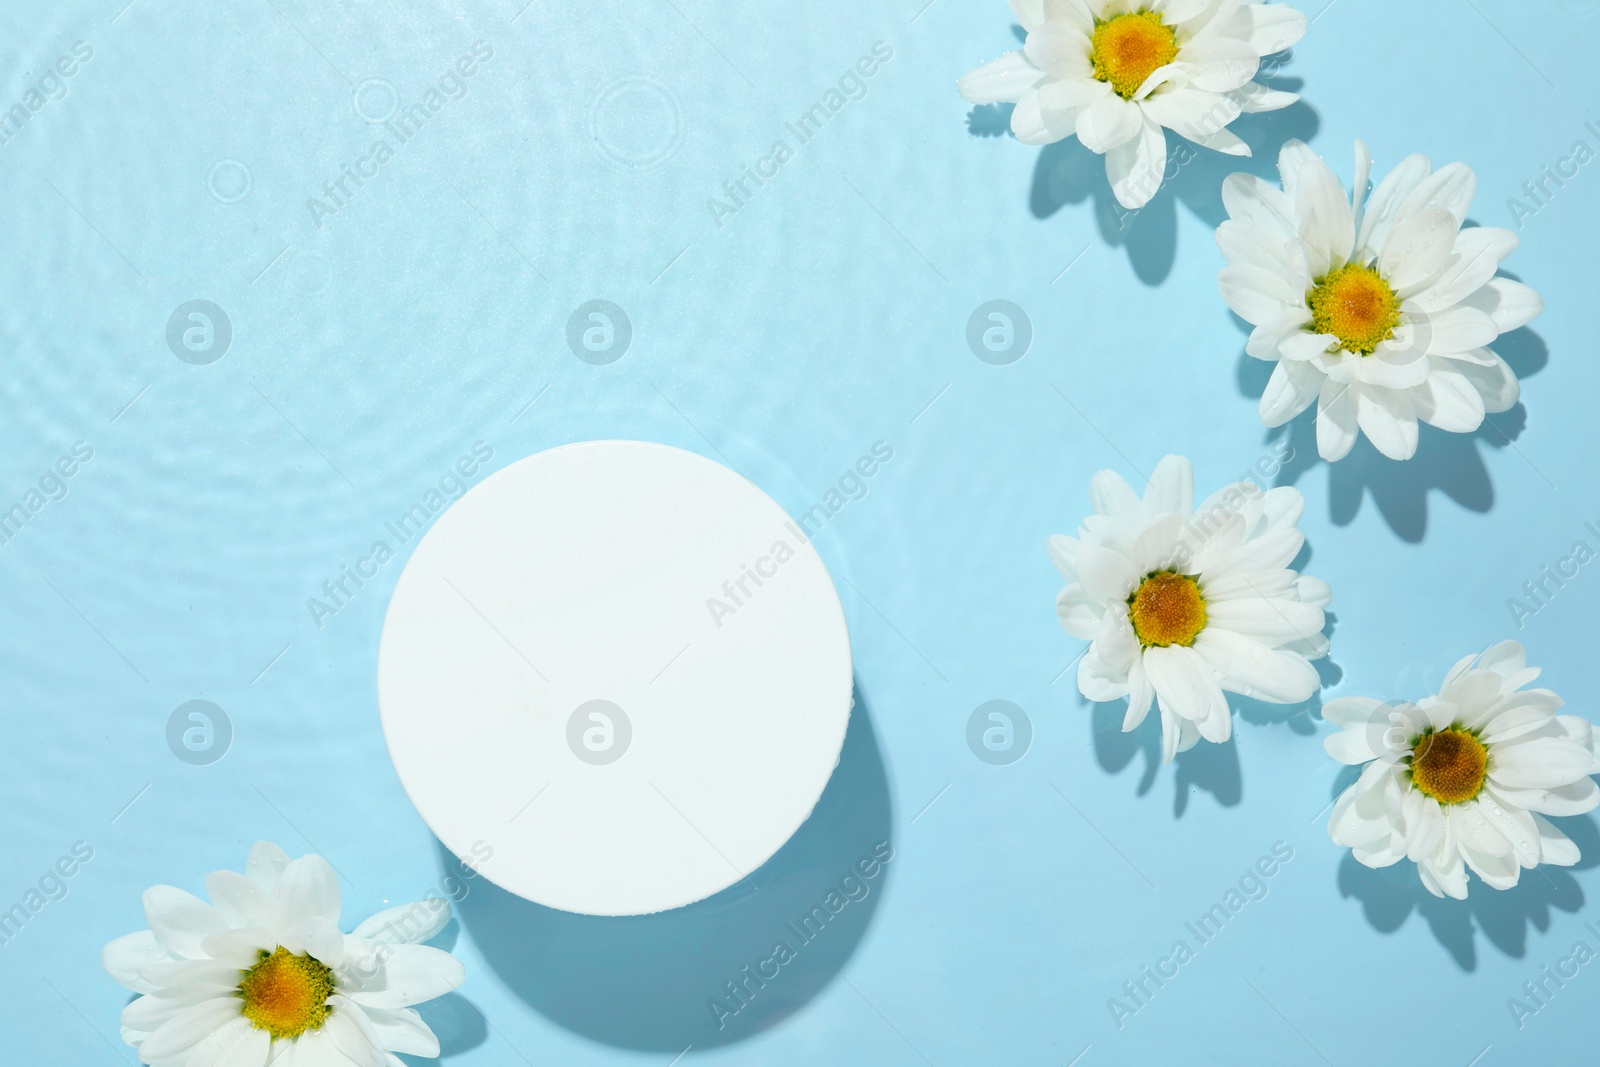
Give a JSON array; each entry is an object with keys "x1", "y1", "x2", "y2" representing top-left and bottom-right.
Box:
[{"x1": 377, "y1": 441, "x2": 854, "y2": 915}]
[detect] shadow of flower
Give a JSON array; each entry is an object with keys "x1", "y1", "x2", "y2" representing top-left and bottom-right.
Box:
[
  {"x1": 1086, "y1": 645, "x2": 1340, "y2": 816},
  {"x1": 966, "y1": 102, "x2": 1015, "y2": 138},
  {"x1": 1335, "y1": 811, "x2": 1597, "y2": 971},
  {"x1": 1237, "y1": 329, "x2": 1548, "y2": 544},
  {"x1": 1015, "y1": 61, "x2": 1317, "y2": 285}
]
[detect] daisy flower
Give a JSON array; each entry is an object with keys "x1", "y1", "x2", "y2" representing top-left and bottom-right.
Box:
[
  {"x1": 957, "y1": 0, "x2": 1306, "y2": 209},
  {"x1": 1048, "y1": 455, "x2": 1331, "y2": 763},
  {"x1": 1324, "y1": 642, "x2": 1600, "y2": 899},
  {"x1": 102, "y1": 841, "x2": 465, "y2": 1067},
  {"x1": 1217, "y1": 139, "x2": 1543, "y2": 461}
]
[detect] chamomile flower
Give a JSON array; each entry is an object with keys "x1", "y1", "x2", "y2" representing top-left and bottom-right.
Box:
[
  {"x1": 102, "y1": 841, "x2": 465, "y2": 1067},
  {"x1": 1217, "y1": 139, "x2": 1543, "y2": 461},
  {"x1": 958, "y1": 0, "x2": 1306, "y2": 208},
  {"x1": 1324, "y1": 642, "x2": 1600, "y2": 899},
  {"x1": 1048, "y1": 455, "x2": 1330, "y2": 763}
]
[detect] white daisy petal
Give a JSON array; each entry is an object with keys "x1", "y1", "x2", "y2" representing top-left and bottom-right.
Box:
[
  {"x1": 1490, "y1": 737, "x2": 1595, "y2": 789},
  {"x1": 1142, "y1": 454, "x2": 1194, "y2": 517},
  {"x1": 274, "y1": 855, "x2": 343, "y2": 932},
  {"x1": 1178, "y1": 35, "x2": 1260, "y2": 92},
  {"x1": 1315, "y1": 379, "x2": 1359, "y2": 462},
  {"x1": 1045, "y1": 0, "x2": 1096, "y2": 30},
  {"x1": 1039, "y1": 76, "x2": 1113, "y2": 112},
  {"x1": 1222, "y1": 172, "x2": 1297, "y2": 238},
  {"x1": 1356, "y1": 152, "x2": 1433, "y2": 257},
  {"x1": 1478, "y1": 789, "x2": 1541, "y2": 867},
  {"x1": 1125, "y1": 656, "x2": 1155, "y2": 731},
  {"x1": 1413, "y1": 367, "x2": 1486, "y2": 433},
  {"x1": 143, "y1": 886, "x2": 229, "y2": 961},
  {"x1": 104, "y1": 931, "x2": 176, "y2": 994},
  {"x1": 1045, "y1": 533, "x2": 1081, "y2": 581},
  {"x1": 185, "y1": 1016, "x2": 271, "y2": 1067},
  {"x1": 1089, "y1": 467, "x2": 1143, "y2": 521},
  {"x1": 1533, "y1": 814, "x2": 1581, "y2": 867},
  {"x1": 1354, "y1": 388, "x2": 1419, "y2": 461},
  {"x1": 1076, "y1": 543, "x2": 1138, "y2": 606},
  {"x1": 1159, "y1": 701, "x2": 1183, "y2": 764},
  {"x1": 1105, "y1": 116, "x2": 1169, "y2": 209},
  {"x1": 1010, "y1": 90, "x2": 1080, "y2": 144},
  {"x1": 1377, "y1": 206, "x2": 1458, "y2": 293},
  {"x1": 1231, "y1": 1, "x2": 1306, "y2": 53},
  {"x1": 1400, "y1": 160, "x2": 1477, "y2": 225},
  {"x1": 246, "y1": 842, "x2": 292, "y2": 893},
  {"x1": 1281, "y1": 331, "x2": 1338, "y2": 362},
  {"x1": 351, "y1": 901, "x2": 452, "y2": 947},
  {"x1": 1248, "y1": 310, "x2": 1312, "y2": 364},
  {"x1": 1144, "y1": 644, "x2": 1231, "y2": 747},
  {"x1": 135, "y1": 998, "x2": 244, "y2": 1064},
  {"x1": 1421, "y1": 305, "x2": 1500, "y2": 356},
  {"x1": 1157, "y1": 0, "x2": 1212, "y2": 22},
  {"x1": 354, "y1": 1005, "x2": 442, "y2": 1058},
  {"x1": 1143, "y1": 87, "x2": 1242, "y2": 149},
  {"x1": 1321, "y1": 696, "x2": 1388, "y2": 730},
  {"x1": 957, "y1": 50, "x2": 1046, "y2": 104},
  {"x1": 1293, "y1": 157, "x2": 1355, "y2": 278},
  {"x1": 1293, "y1": 576, "x2": 1333, "y2": 613},
  {"x1": 1024, "y1": 23, "x2": 1093, "y2": 80},
  {"x1": 1461, "y1": 277, "x2": 1544, "y2": 333},
  {"x1": 1205, "y1": 597, "x2": 1323, "y2": 645},
  {"x1": 1057, "y1": 583, "x2": 1103, "y2": 639},
  {"x1": 1350, "y1": 139, "x2": 1373, "y2": 224},
  {"x1": 1079, "y1": 641, "x2": 1132, "y2": 701},
  {"x1": 1219, "y1": 264, "x2": 1301, "y2": 325},
  {"x1": 349, "y1": 944, "x2": 467, "y2": 1010},
  {"x1": 1076, "y1": 91, "x2": 1143, "y2": 154},
  {"x1": 1233, "y1": 84, "x2": 1297, "y2": 112},
  {"x1": 1460, "y1": 837, "x2": 1521, "y2": 890},
  {"x1": 1408, "y1": 227, "x2": 1518, "y2": 313},
  {"x1": 206, "y1": 871, "x2": 274, "y2": 931},
  {"x1": 1217, "y1": 219, "x2": 1298, "y2": 277},
  {"x1": 1194, "y1": 628, "x2": 1320, "y2": 702},
  {"x1": 1449, "y1": 352, "x2": 1520, "y2": 414},
  {"x1": 1526, "y1": 777, "x2": 1600, "y2": 817},
  {"x1": 1009, "y1": 0, "x2": 1048, "y2": 31}
]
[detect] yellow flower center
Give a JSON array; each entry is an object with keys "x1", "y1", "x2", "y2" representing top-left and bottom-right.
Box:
[
  {"x1": 1091, "y1": 12, "x2": 1180, "y2": 99},
  {"x1": 1307, "y1": 263, "x2": 1401, "y2": 355},
  {"x1": 1409, "y1": 727, "x2": 1489, "y2": 805},
  {"x1": 1128, "y1": 572, "x2": 1208, "y2": 648},
  {"x1": 237, "y1": 947, "x2": 335, "y2": 1040}
]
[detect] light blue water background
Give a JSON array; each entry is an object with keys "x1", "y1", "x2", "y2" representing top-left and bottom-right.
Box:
[{"x1": 2, "y1": 0, "x2": 1598, "y2": 1063}]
